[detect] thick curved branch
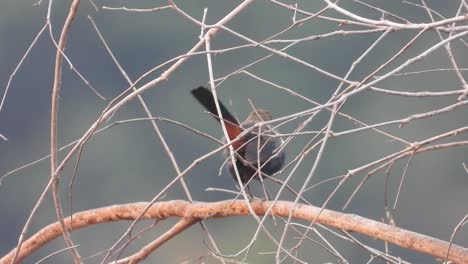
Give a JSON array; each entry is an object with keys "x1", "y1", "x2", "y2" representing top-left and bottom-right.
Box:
[{"x1": 1, "y1": 200, "x2": 467, "y2": 264}]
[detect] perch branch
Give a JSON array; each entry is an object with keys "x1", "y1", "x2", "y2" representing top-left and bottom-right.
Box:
[{"x1": 1, "y1": 200, "x2": 467, "y2": 264}]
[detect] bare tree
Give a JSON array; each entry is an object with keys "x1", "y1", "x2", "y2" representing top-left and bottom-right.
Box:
[{"x1": 1, "y1": 0, "x2": 467, "y2": 263}]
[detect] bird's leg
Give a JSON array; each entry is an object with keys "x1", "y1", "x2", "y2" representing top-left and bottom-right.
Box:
[
  {"x1": 246, "y1": 184, "x2": 255, "y2": 201},
  {"x1": 254, "y1": 170, "x2": 278, "y2": 224},
  {"x1": 261, "y1": 181, "x2": 272, "y2": 201}
]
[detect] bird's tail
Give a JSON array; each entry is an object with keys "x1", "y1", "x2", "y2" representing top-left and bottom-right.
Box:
[
  {"x1": 191, "y1": 87, "x2": 238, "y2": 124},
  {"x1": 191, "y1": 86, "x2": 243, "y2": 144}
]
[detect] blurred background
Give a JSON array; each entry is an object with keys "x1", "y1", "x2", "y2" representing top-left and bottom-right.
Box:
[{"x1": 0, "y1": 0, "x2": 467, "y2": 263}]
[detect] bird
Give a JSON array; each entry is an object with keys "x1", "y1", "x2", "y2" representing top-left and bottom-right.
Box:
[{"x1": 191, "y1": 86, "x2": 286, "y2": 185}]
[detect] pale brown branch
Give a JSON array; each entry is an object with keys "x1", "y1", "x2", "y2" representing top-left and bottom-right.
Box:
[
  {"x1": 48, "y1": 0, "x2": 82, "y2": 263},
  {"x1": 101, "y1": 5, "x2": 172, "y2": 12},
  {"x1": 2, "y1": 200, "x2": 467, "y2": 264},
  {"x1": 325, "y1": 0, "x2": 468, "y2": 30},
  {"x1": 113, "y1": 218, "x2": 198, "y2": 264}
]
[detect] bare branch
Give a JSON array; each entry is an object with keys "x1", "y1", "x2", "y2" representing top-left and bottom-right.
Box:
[{"x1": 2, "y1": 200, "x2": 467, "y2": 264}]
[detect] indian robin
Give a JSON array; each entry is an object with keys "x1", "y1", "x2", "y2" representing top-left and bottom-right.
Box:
[{"x1": 191, "y1": 86, "x2": 286, "y2": 184}]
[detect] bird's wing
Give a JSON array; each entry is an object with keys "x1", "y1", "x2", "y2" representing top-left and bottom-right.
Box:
[{"x1": 243, "y1": 133, "x2": 281, "y2": 164}]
